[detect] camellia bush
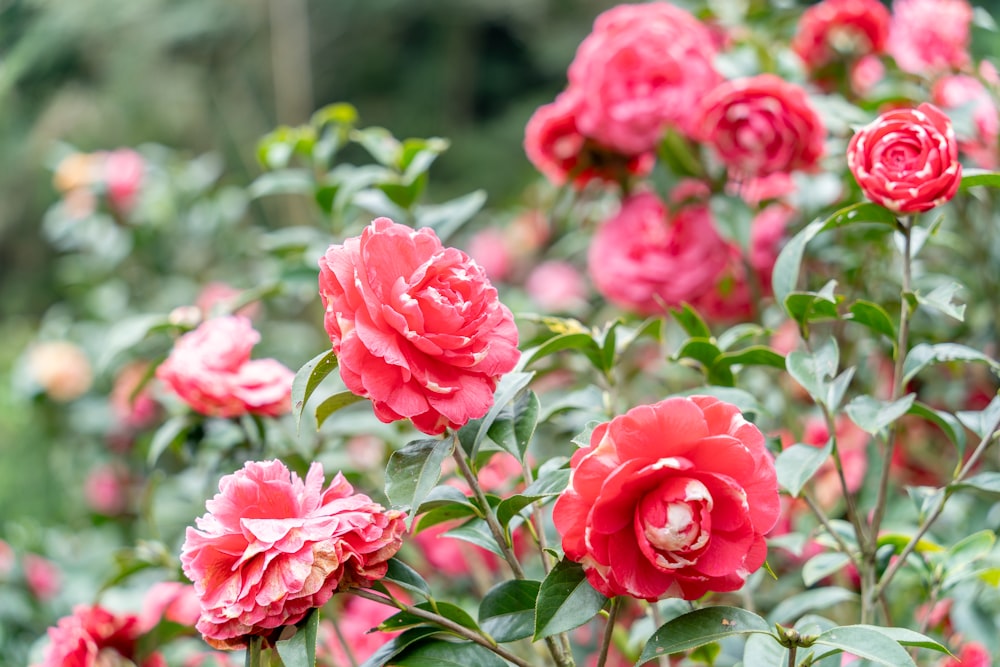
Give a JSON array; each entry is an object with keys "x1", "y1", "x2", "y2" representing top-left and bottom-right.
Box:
[{"x1": 11, "y1": 0, "x2": 1000, "y2": 666}]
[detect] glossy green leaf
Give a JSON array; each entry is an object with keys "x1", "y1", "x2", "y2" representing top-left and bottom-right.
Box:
[
  {"x1": 495, "y1": 493, "x2": 546, "y2": 530},
  {"x1": 813, "y1": 625, "x2": 917, "y2": 666},
  {"x1": 533, "y1": 559, "x2": 608, "y2": 640},
  {"x1": 907, "y1": 401, "x2": 967, "y2": 456},
  {"x1": 902, "y1": 343, "x2": 1000, "y2": 385},
  {"x1": 638, "y1": 607, "x2": 771, "y2": 665},
  {"x1": 479, "y1": 579, "x2": 540, "y2": 643},
  {"x1": 671, "y1": 303, "x2": 712, "y2": 338},
  {"x1": 784, "y1": 280, "x2": 841, "y2": 325},
  {"x1": 314, "y1": 391, "x2": 366, "y2": 429},
  {"x1": 674, "y1": 338, "x2": 722, "y2": 369},
  {"x1": 845, "y1": 394, "x2": 916, "y2": 434},
  {"x1": 383, "y1": 558, "x2": 432, "y2": 601},
  {"x1": 848, "y1": 300, "x2": 897, "y2": 341},
  {"x1": 486, "y1": 389, "x2": 539, "y2": 461},
  {"x1": 715, "y1": 345, "x2": 785, "y2": 370},
  {"x1": 392, "y1": 639, "x2": 509, "y2": 667},
  {"x1": 381, "y1": 601, "x2": 480, "y2": 633},
  {"x1": 960, "y1": 169, "x2": 1000, "y2": 189},
  {"x1": 768, "y1": 587, "x2": 858, "y2": 625},
  {"x1": 442, "y1": 518, "x2": 505, "y2": 557},
  {"x1": 386, "y1": 438, "x2": 455, "y2": 528},
  {"x1": 520, "y1": 332, "x2": 603, "y2": 370},
  {"x1": 716, "y1": 323, "x2": 766, "y2": 351},
  {"x1": 457, "y1": 372, "x2": 535, "y2": 458},
  {"x1": 359, "y1": 627, "x2": 441, "y2": 667},
  {"x1": 775, "y1": 440, "x2": 832, "y2": 497},
  {"x1": 291, "y1": 349, "x2": 339, "y2": 428},
  {"x1": 521, "y1": 467, "x2": 570, "y2": 497},
  {"x1": 274, "y1": 607, "x2": 319, "y2": 667}
]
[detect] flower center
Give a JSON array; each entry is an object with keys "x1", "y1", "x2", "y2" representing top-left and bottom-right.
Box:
[{"x1": 639, "y1": 477, "x2": 714, "y2": 565}]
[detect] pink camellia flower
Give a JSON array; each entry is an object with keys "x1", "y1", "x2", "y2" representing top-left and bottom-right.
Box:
[
  {"x1": 525, "y1": 261, "x2": 589, "y2": 313},
  {"x1": 887, "y1": 0, "x2": 973, "y2": 76},
  {"x1": 33, "y1": 604, "x2": 165, "y2": 667},
  {"x1": 180, "y1": 460, "x2": 406, "y2": 650},
  {"x1": 553, "y1": 396, "x2": 780, "y2": 601},
  {"x1": 316, "y1": 596, "x2": 403, "y2": 667},
  {"x1": 156, "y1": 316, "x2": 294, "y2": 418},
  {"x1": 850, "y1": 54, "x2": 886, "y2": 96},
  {"x1": 24, "y1": 554, "x2": 61, "y2": 602},
  {"x1": 567, "y1": 2, "x2": 721, "y2": 154},
  {"x1": 587, "y1": 191, "x2": 731, "y2": 315},
  {"x1": 84, "y1": 464, "x2": 130, "y2": 516},
  {"x1": 318, "y1": 217, "x2": 520, "y2": 435},
  {"x1": 196, "y1": 282, "x2": 262, "y2": 320},
  {"x1": 847, "y1": 103, "x2": 961, "y2": 214},
  {"x1": 466, "y1": 228, "x2": 514, "y2": 282},
  {"x1": 792, "y1": 0, "x2": 890, "y2": 72},
  {"x1": 524, "y1": 89, "x2": 655, "y2": 189},
  {"x1": 932, "y1": 74, "x2": 1000, "y2": 169},
  {"x1": 939, "y1": 641, "x2": 992, "y2": 667},
  {"x1": 138, "y1": 582, "x2": 202, "y2": 633},
  {"x1": 103, "y1": 148, "x2": 144, "y2": 213},
  {"x1": 696, "y1": 74, "x2": 826, "y2": 179}
]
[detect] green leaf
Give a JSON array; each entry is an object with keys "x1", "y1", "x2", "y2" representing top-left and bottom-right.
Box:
[
  {"x1": 147, "y1": 415, "x2": 192, "y2": 467},
  {"x1": 392, "y1": 639, "x2": 509, "y2": 667},
  {"x1": 786, "y1": 337, "x2": 840, "y2": 406},
  {"x1": 401, "y1": 138, "x2": 450, "y2": 184},
  {"x1": 521, "y1": 468, "x2": 571, "y2": 497},
  {"x1": 714, "y1": 345, "x2": 786, "y2": 370},
  {"x1": 671, "y1": 303, "x2": 712, "y2": 338},
  {"x1": 956, "y1": 395, "x2": 1000, "y2": 439},
  {"x1": 674, "y1": 338, "x2": 722, "y2": 369},
  {"x1": 916, "y1": 282, "x2": 966, "y2": 321},
  {"x1": 291, "y1": 349, "x2": 339, "y2": 428},
  {"x1": 359, "y1": 627, "x2": 441, "y2": 667},
  {"x1": 495, "y1": 493, "x2": 545, "y2": 531},
  {"x1": 478, "y1": 580, "x2": 540, "y2": 643},
  {"x1": 381, "y1": 602, "x2": 480, "y2": 633},
  {"x1": 486, "y1": 390, "x2": 539, "y2": 461},
  {"x1": 768, "y1": 587, "x2": 857, "y2": 625},
  {"x1": 902, "y1": 343, "x2": 1000, "y2": 385},
  {"x1": 772, "y1": 203, "x2": 897, "y2": 309},
  {"x1": 813, "y1": 626, "x2": 917, "y2": 666},
  {"x1": 802, "y1": 552, "x2": 852, "y2": 587},
  {"x1": 248, "y1": 169, "x2": 314, "y2": 199},
  {"x1": 848, "y1": 300, "x2": 897, "y2": 341},
  {"x1": 960, "y1": 169, "x2": 1000, "y2": 189},
  {"x1": 945, "y1": 530, "x2": 996, "y2": 574},
  {"x1": 533, "y1": 559, "x2": 608, "y2": 640},
  {"x1": 442, "y1": 518, "x2": 505, "y2": 557},
  {"x1": 383, "y1": 558, "x2": 432, "y2": 601},
  {"x1": 314, "y1": 391, "x2": 366, "y2": 428},
  {"x1": 952, "y1": 472, "x2": 1000, "y2": 496},
  {"x1": 907, "y1": 401, "x2": 967, "y2": 456},
  {"x1": 851, "y1": 626, "x2": 951, "y2": 655},
  {"x1": 637, "y1": 607, "x2": 771, "y2": 665},
  {"x1": 274, "y1": 607, "x2": 319, "y2": 667},
  {"x1": 845, "y1": 394, "x2": 916, "y2": 434},
  {"x1": 352, "y1": 127, "x2": 402, "y2": 166},
  {"x1": 716, "y1": 323, "x2": 766, "y2": 351},
  {"x1": 415, "y1": 190, "x2": 488, "y2": 243},
  {"x1": 784, "y1": 280, "x2": 841, "y2": 326},
  {"x1": 775, "y1": 440, "x2": 832, "y2": 497},
  {"x1": 457, "y1": 372, "x2": 535, "y2": 459},
  {"x1": 520, "y1": 331, "x2": 603, "y2": 370},
  {"x1": 385, "y1": 438, "x2": 455, "y2": 528}
]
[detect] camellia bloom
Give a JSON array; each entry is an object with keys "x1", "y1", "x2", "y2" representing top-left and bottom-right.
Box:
[
  {"x1": 932, "y1": 74, "x2": 1000, "y2": 169},
  {"x1": 847, "y1": 103, "x2": 961, "y2": 213},
  {"x1": 696, "y1": 74, "x2": 826, "y2": 179},
  {"x1": 33, "y1": 604, "x2": 165, "y2": 667},
  {"x1": 180, "y1": 460, "x2": 406, "y2": 649},
  {"x1": 567, "y1": 2, "x2": 721, "y2": 154},
  {"x1": 103, "y1": 148, "x2": 144, "y2": 213},
  {"x1": 887, "y1": 0, "x2": 973, "y2": 76},
  {"x1": 318, "y1": 217, "x2": 520, "y2": 435},
  {"x1": 939, "y1": 642, "x2": 992, "y2": 667},
  {"x1": 587, "y1": 191, "x2": 731, "y2": 315},
  {"x1": 553, "y1": 396, "x2": 780, "y2": 601},
  {"x1": 26, "y1": 341, "x2": 93, "y2": 402},
  {"x1": 524, "y1": 88, "x2": 654, "y2": 189},
  {"x1": 792, "y1": 0, "x2": 890, "y2": 72},
  {"x1": 156, "y1": 316, "x2": 294, "y2": 418}
]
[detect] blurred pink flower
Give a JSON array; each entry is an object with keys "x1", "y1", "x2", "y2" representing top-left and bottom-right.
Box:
[
  {"x1": 933, "y1": 74, "x2": 1000, "y2": 168},
  {"x1": 939, "y1": 642, "x2": 992, "y2": 667},
  {"x1": 156, "y1": 316, "x2": 293, "y2": 418},
  {"x1": 84, "y1": 464, "x2": 130, "y2": 516},
  {"x1": 110, "y1": 362, "x2": 159, "y2": 430},
  {"x1": 33, "y1": 604, "x2": 164, "y2": 667},
  {"x1": 850, "y1": 54, "x2": 886, "y2": 95},
  {"x1": 792, "y1": 0, "x2": 890, "y2": 71},
  {"x1": 24, "y1": 554, "x2": 61, "y2": 602},
  {"x1": 317, "y1": 596, "x2": 402, "y2": 667},
  {"x1": 196, "y1": 282, "x2": 261, "y2": 319},
  {"x1": 466, "y1": 228, "x2": 514, "y2": 281},
  {"x1": 104, "y1": 148, "x2": 144, "y2": 213},
  {"x1": 887, "y1": 0, "x2": 973, "y2": 75},
  {"x1": 138, "y1": 581, "x2": 202, "y2": 633},
  {"x1": 180, "y1": 460, "x2": 406, "y2": 649},
  {"x1": 525, "y1": 261, "x2": 589, "y2": 313},
  {"x1": 26, "y1": 341, "x2": 93, "y2": 403}
]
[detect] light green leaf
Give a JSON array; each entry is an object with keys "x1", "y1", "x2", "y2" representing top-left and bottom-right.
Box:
[
  {"x1": 768, "y1": 587, "x2": 857, "y2": 625},
  {"x1": 786, "y1": 337, "x2": 839, "y2": 406},
  {"x1": 314, "y1": 391, "x2": 366, "y2": 429},
  {"x1": 248, "y1": 169, "x2": 314, "y2": 199},
  {"x1": 671, "y1": 303, "x2": 712, "y2": 339},
  {"x1": 638, "y1": 607, "x2": 771, "y2": 665},
  {"x1": 715, "y1": 346, "x2": 786, "y2": 370},
  {"x1": 478, "y1": 580, "x2": 540, "y2": 643},
  {"x1": 956, "y1": 395, "x2": 1000, "y2": 439},
  {"x1": 147, "y1": 415, "x2": 192, "y2": 467},
  {"x1": 385, "y1": 438, "x2": 455, "y2": 528},
  {"x1": 352, "y1": 127, "x2": 402, "y2": 166},
  {"x1": 960, "y1": 169, "x2": 1000, "y2": 189},
  {"x1": 274, "y1": 608, "x2": 319, "y2": 667},
  {"x1": 916, "y1": 282, "x2": 966, "y2": 321},
  {"x1": 533, "y1": 559, "x2": 608, "y2": 640},
  {"x1": 845, "y1": 394, "x2": 916, "y2": 434},
  {"x1": 907, "y1": 402, "x2": 967, "y2": 456},
  {"x1": 291, "y1": 349, "x2": 339, "y2": 428},
  {"x1": 847, "y1": 300, "x2": 897, "y2": 342},
  {"x1": 443, "y1": 518, "x2": 505, "y2": 557},
  {"x1": 851, "y1": 625, "x2": 951, "y2": 655},
  {"x1": 902, "y1": 343, "x2": 1000, "y2": 385},
  {"x1": 775, "y1": 440, "x2": 832, "y2": 497},
  {"x1": 813, "y1": 626, "x2": 916, "y2": 666},
  {"x1": 802, "y1": 552, "x2": 852, "y2": 587}
]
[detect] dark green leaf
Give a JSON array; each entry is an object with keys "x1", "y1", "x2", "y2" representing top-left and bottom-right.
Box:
[
  {"x1": 486, "y1": 390, "x2": 539, "y2": 461},
  {"x1": 274, "y1": 608, "x2": 319, "y2": 667},
  {"x1": 847, "y1": 300, "x2": 897, "y2": 342},
  {"x1": 359, "y1": 627, "x2": 440, "y2": 667},
  {"x1": 775, "y1": 440, "x2": 832, "y2": 497},
  {"x1": 386, "y1": 438, "x2": 455, "y2": 528},
  {"x1": 381, "y1": 602, "x2": 479, "y2": 633},
  {"x1": 671, "y1": 303, "x2": 712, "y2": 338},
  {"x1": 845, "y1": 394, "x2": 916, "y2": 434},
  {"x1": 479, "y1": 580, "x2": 540, "y2": 643},
  {"x1": 383, "y1": 558, "x2": 432, "y2": 601},
  {"x1": 715, "y1": 345, "x2": 785, "y2": 370},
  {"x1": 784, "y1": 280, "x2": 841, "y2": 326},
  {"x1": 674, "y1": 338, "x2": 722, "y2": 369},
  {"x1": 520, "y1": 332, "x2": 603, "y2": 370},
  {"x1": 813, "y1": 626, "x2": 916, "y2": 666},
  {"x1": 457, "y1": 372, "x2": 535, "y2": 458},
  {"x1": 314, "y1": 391, "x2": 366, "y2": 428},
  {"x1": 147, "y1": 415, "x2": 192, "y2": 467},
  {"x1": 638, "y1": 607, "x2": 771, "y2": 665},
  {"x1": 291, "y1": 349, "x2": 339, "y2": 428},
  {"x1": 392, "y1": 639, "x2": 509, "y2": 667},
  {"x1": 902, "y1": 343, "x2": 1000, "y2": 385},
  {"x1": 534, "y1": 559, "x2": 608, "y2": 640},
  {"x1": 716, "y1": 323, "x2": 766, "y2": 351}
]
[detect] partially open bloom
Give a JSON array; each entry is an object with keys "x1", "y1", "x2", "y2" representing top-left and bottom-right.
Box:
[
  {"x1": 792, "y1": 0, "x2": 890, "y2": 71},
  {"x1": 887, "y1": 0, "x2": 973, "y2": 76},
  {"x1": 696, "y1": 74, "x2": 826, "y2": 179},
  {"x1": 319, "y1": 217, "x2": 520, "y2": 435},
  {"x1": 180, "y1": 460, "x2": 406, "y2": 649},
  {"x1": 567, "y1": 1, "x2": 721, "y2": 154},
  {"x1": 553, "y1": 396, "x2": 780, "y2": 601},
  {"x1": 847, "y1": 103, "x2": 961, "y2": 213},
  {"x1": 156, "y1": 316, "x2": 293, "y2": 418},
  {"x1": 33, "y1": 604, "x2": 164, "y2": 667}
]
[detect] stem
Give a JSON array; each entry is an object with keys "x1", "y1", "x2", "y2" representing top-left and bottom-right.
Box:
[
  {"x1": 245, "y1": 635, "x2": 263, "y2": 667},
  {"x1": 787, "y1": 645, "x2": 798, "y2": 667},
  {"x1": 596, "y1": 598, "x2": 622, "y2": 667},
  {"x1": 801, "y1": 491, "x2": 854, "y2": 556},
  {"x1": 351, "y1": 589, "x2": 535, "y2": 667},
  {"x1": 522, "y1": 461, "x2": 556, "y2": 575}
]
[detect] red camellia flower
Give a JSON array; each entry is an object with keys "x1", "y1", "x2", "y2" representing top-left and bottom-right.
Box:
[
  {"x1": 553, "y1": 396, "x2": 780, "y2": 601},
  {"x1": 567, "y1": 2, "x2": 721, "y2": 154},
  {"x1": 33, "y1": 604, "x2": 165, "y2": 667},
  {"x1": 524, "y1": 89, "x2": 654, "y2": 189},
  {"x1": 847, "y1": 103, "x2": 962, "y2": 213},
  {"x1": 180, "y1": 460, "x2": 406, "y2": 649},
  {"x1": 696, "y1": 74, "x2": 826, "y2": 179},
  {"x1": 792, "y1": 0, "x2": 890, "y2": 72},
  {"x1": 318, "y1": 217, "x2": 520, "y2": 435},
  {"x1": 156, "y1": 316, "x2": 294, "y2": 418}
]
